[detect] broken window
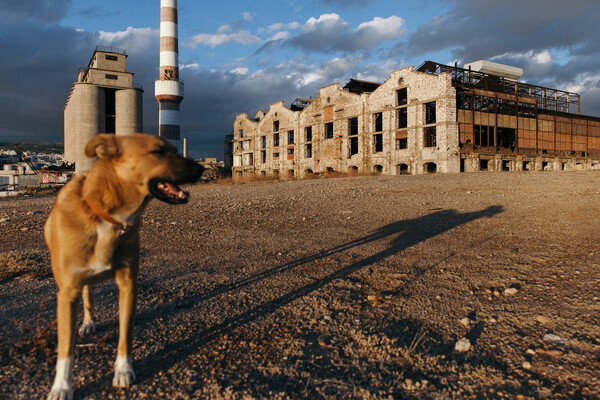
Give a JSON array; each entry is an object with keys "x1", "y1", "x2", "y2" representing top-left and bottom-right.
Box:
[
  {"x1": 424, "y1": 126, "x2": 436, "y2": 147},
  {"x1": 373, "y1": 134, "x2": 383, "y2": 152},
  {"x1": 273, "y1": 152, "x2": 279, "y2": 160},
  {"x1": 348, "y1": 117, "x2": 359, "y2": 136},
  {"x1": 397, "y1": 108, "x2": 407, "y2": 129},
  {"x1": 261, "y1": 150, "x2": 266, "y2": 164},
  {"x1": 273, "y1": 120, "x2": 279, "y2": 132},
  {"x1": 374, "y1": 112, "x2": 383, "y2": 132},
  {"x1": 395, "y1": 138, "x2": 407, "y2": 150},
  {"x1": 239, "y1": 129, "x2": 244, "y2": 138},
  {"x1": 306, "y1": 143, "x2": 312, "y2": 158},
  {"x1": 497, "y1": 128, "x2": 516, "y2": 149},
  {"x1": 474, "y1": 125, "x2": 495, "y2": 146},
  {"x1": 397, "y1": 88, "x2": 407, "y2": 106},
  {"x1": 305, "y1": 126, "x2": 312, "y2": 142},
  {"x1": 261, "y1": 136, "x2": 266, "y2": 149},
  {"x1": 325, "y1": 122, "x2": 334, "y2": 139},
  {"x1": 288, "y1": 130, "x2": 294, "y2": 145},
  {"x1": 349, "y1": 136, "x2": 359, "y2": 156},
  {"x1": 425, "y1": 102, "x2": 436, "y2": 125},
  {"x1": 274, "y1": 133, "x2": 279, "y2": 147}
]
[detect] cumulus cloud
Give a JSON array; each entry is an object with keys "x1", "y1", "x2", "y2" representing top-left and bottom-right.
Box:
[
  {"x1": 187, "y1": 27, "x2": 261, "y2": 48},
  {"x1": 98, "y1": 27, "x2": 158, "y2": 55},
  {"x1": 290, "y1": 13, "x2": 404, "y2": 52},
  {"x1": 265, "y1": 22, "x2": 301, "y2": 33},
  {"x1": 318, "y1": 0, "x2": 376, "y2": 8}
]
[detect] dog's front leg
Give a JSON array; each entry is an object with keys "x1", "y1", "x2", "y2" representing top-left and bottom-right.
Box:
[
  {"x1": 48, "y1": 287, "x2": 80, "y2": 400},
  {"x1": 112, "y1": 268, "x2": 137, "y2": 388},
  {"x1": 78, "y1": 285, "x2": 96, "y2": 336}
]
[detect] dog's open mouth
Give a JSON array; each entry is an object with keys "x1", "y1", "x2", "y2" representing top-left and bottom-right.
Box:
[{"x1": 149, "y1": 178, "x2": 190, "y2": 204}]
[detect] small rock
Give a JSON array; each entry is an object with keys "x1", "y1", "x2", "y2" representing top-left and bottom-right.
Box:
[
  {"x1": 460, "y1": 317, "x2": 471, "y2": 327},
  {"x1": 455, "y1": 338, "x2": 471, "y2": 352},
  {"x1": 493, "y1": 290, "x2": 501, "y2": 297},
  {"x1": 535, "y1": 315, "x2": 550, "y2": 324},
  {"x1": 526, "y1": 348, "x2": 536, "y2": 355},
  {"x1": 0, "y1": 217, "x2": 10, "y2": 223},
  {"x1": 504, "y1": 287, "x2": 519, "y2": 295},
  {"x1": 522, "y1": 361, "x2": 532, "y2": 369},
  {"x1": 489, "y1": 317, "x2": 497, "y2": 323},
  {"x1": 543, "y1": 333, "x2": 568, "y2": 343}
]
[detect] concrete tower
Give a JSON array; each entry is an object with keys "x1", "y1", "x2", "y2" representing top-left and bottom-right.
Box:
[
  {"x1": 64, "y1": 47, "x2": 143, "y2": 173},
  {"x1": 155, "y1": 0, "x2": 183, "y2": 149}
]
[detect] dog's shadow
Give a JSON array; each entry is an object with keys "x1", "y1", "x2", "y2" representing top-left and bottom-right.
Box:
[{"x1": 78, "y1": 205, "x2": 503, "y2": 394}]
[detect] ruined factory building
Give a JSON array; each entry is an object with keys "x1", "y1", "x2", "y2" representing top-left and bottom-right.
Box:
[
  {"x1": 64, "y1": 47, "x2": 143, "y2": 173},
  {"x1": 232, "y1": 60, "x2": 600, "y2": 179}
]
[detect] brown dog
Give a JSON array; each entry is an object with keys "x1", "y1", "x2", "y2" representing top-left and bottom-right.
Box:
[{"x1": 45, "y1": 133, "x2": 202, "y2": 400}]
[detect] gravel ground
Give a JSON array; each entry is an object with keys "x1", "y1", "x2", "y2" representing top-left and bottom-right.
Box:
[{"x1": 0, "y1": 171, "x2": 599, "y2": 399}]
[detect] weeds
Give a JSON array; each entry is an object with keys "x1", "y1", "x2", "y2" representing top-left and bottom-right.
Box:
[{"x1": 6, "y1": 298, "x2": 56, "y2": 358}]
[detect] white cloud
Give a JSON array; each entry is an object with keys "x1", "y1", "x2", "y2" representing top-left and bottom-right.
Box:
[
  {"x1": 355, "y1": 16, "x2": 404, "y2": 40},
  {"x1": 97, "y1": 27, "x2": 158, "y2": 55},
  {"x1": 187, "y1": 29, "x2": 261, "y2": 48},
  {"x1": 268, "y1": 31, "x2": 289, "y2": 42},
  {"x1": 266, "y1": 21, "x2": 301, "y2": 33},
  {"x1": 290, "y1": 13, "x2": 405, "y2": 52},
  {"x1": 231, "y1": 67, "x2": 249, "y2": 75},
  {"x1": 180, "y1": 63, "x2": 199, "y2": 70}
]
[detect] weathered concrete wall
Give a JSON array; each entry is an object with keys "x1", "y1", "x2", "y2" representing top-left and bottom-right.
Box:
[{"x1": 232, "y1": 67, "x2": 459, "y2": 180}]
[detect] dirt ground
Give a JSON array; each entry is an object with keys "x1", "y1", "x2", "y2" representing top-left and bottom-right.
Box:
[{"x1": 0, "y1": 171, "x2": 599, "y2": 399}]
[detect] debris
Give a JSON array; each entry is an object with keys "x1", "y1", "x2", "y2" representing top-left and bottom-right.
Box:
[
  {"x1": 460, "y1": 317, "x2": 471, "y2": 327},
  {"x1": 526, "y1": 349, "x2": 536, "y2": 355},
  {"x1": 543, "y1": 333, "x2": 568, "y2": 343},
  {"x1": 455, "y1": 338, "x2": 471, "y2": 352},
  {"x1": 522, "y1": 361, "x2": 532, "y2": 369},
  {"x1": 535, "y1": 349, "x2": 563, "y2": 357},
  {"x1": 504, "y1": 287, "x2": 519, "y2": 295},
  {"x1": 535, "y1": 315, "x2": 551, "y2": 324}
]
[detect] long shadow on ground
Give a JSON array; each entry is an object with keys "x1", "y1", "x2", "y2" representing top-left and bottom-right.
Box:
[{"x1": 77, "y1": 205, "x2": 503, "y2": 396}]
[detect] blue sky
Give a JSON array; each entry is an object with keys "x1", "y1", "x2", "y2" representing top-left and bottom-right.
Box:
[{"x1": 0, "y1": 0, "x2": 599, "y2": 158}]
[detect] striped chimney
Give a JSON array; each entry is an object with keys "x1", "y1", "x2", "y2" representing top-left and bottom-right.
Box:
[{"x1": 155, "y1": 0, "x2": 183, "y2": 144}]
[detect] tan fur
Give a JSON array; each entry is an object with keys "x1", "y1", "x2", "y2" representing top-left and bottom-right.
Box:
[{"x1": 45, "y1": 133, "x2": 201, "y2": 400}]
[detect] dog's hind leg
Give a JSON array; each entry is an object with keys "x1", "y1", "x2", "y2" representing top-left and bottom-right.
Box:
[
  {"x1": 112, "y1": 267, "x2": 137, "y2": 388},
  {"x1": 48, "y1": 287, "x2": 80, "y2": 400},
  {"x1": 78, "y1": 285, "x2": 96, "y2": 336}
]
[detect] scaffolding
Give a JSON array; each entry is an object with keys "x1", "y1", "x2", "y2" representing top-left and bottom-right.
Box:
[{"x1": 417, "y1": 61, "x2": 580, "y2": 115}]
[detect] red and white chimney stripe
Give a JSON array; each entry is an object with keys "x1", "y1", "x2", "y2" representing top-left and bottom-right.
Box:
[{"x1": 155, "y1": 0, "x2": 183, "y2": 141}]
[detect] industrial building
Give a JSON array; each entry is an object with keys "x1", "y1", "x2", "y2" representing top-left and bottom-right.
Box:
[
  {"x1": 232, "y1": 60, "x2": 600, "y2": 180},
  {"x1": 64, "y1": 47, "x2": 143, "y2": 173}
]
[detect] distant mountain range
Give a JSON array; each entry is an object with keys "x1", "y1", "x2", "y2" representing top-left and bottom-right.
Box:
[{"x1": 0, "y1": 142, "x2": 63, "y2": 154}]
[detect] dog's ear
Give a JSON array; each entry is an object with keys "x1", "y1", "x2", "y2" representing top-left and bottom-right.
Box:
[{"x1": 85, "y1": 134, "x2": 120, "y2": 159}]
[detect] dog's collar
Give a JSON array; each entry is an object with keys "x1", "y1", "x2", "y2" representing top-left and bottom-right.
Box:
[{"x1": 84, "y1": 199, "x2": 129, "y2": 235}]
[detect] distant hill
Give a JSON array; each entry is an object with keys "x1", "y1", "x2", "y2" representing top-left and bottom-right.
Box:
[{"x1": 0, "y1": 142, "x2": 64, "y2": 154}]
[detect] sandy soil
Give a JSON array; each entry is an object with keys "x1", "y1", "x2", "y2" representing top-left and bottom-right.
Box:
[{"x1": 0, "y1": 171, "x2": 599, "y2": 399}]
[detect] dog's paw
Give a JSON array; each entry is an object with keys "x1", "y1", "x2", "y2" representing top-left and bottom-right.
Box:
[
  {"x1": 112, "y1": 356, "x2": 136, "y2": 388},
  {"x1": 78, "y1": 321, "x2": 96, "y2": 337},
  {"x1": 47, "y1": 387, "x2": 72, "y2": 400}
]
